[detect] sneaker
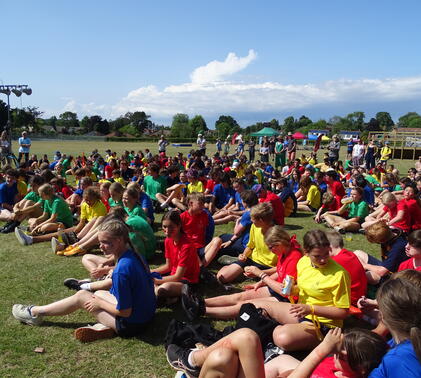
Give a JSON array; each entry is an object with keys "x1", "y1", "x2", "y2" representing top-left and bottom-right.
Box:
[
  {"x1": 63, "y1": 278, "x2": 91, "y2": 291},
  {"x1": 74, "y1": 323, "x2": 116, "y2": 343},
  {"x1": 181, "y1": 284, "x2": 205, "y2": 321},
  {"x1": 12, "y1": 304, "x2": 43, "y2": 326},
  {"x1": 359, "y1": 228, "x2": 366, "y2": 235},
  {"x1": 264, "y1": 342, "x2": 284, "y2": 363},
  {"x1": 15, "y1": 227, "x2": 33, "y2": 246},
  {"x1": 160, "y1": 201, "x2": 169, "y2": 209},
  {"x1": 51, "y1": 237, "x2": 66, "y2": 254},
  {"x1": 64, "y1": 245, "x2": 86, "y2": 257},
  {"x1": 333, "y1": 226, "x2": 346, "y2": 234},
  {"x1": 166, "y1": 344, "x2": 200, "y2": 378},
  {"x1": 217, "y1": 255, "x2": 238, "y2": 266}
]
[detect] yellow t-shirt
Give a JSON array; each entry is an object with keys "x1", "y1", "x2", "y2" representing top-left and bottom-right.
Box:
[
  {"x1": 247, "y1": 224, "x2": 278, "y2": 267},
  {"x1": 187, "y1": 181, "x2": 204, "y2": 194},
  {"x1": 113, "y1": 177, "x2": 126, "y2": 187},
  {"x1": 17, "y1": 180, "x2": 28, "y2": 196},
  {"x1": 380, "y1": 146, "x2": 391, "y2": 161},
  {"x1": 297, "y1": 256, "x2": 351, "y2": 328},
  {"x1": 254, "y1": 169, "x2": 263, "y2": 184},
  {"x1": 306, "y1": 184, "x2": 321, "y2": 209},
  {"x1": 80, "y1": 200, "x2": 107, "y2": 222}
]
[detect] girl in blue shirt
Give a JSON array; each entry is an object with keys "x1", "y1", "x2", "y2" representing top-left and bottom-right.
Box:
[
  {"x1": 369, "y1": 277, "x2": 421, "y2": 377},
  {"x1": 12, "y1": 219, "x2": 156, "y2": 342}
]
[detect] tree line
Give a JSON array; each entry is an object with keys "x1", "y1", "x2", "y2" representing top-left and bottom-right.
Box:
[{"x1": 0, "y1": 99, "x2": 420, "y2": 138}]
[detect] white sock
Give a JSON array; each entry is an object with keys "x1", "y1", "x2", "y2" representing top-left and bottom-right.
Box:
[
  {"x1": 80, "y1": 283, "x2": 92, "y2": 291},
  {"x1": 187, "y1": 350, "x2": 197, "y2": 367}
]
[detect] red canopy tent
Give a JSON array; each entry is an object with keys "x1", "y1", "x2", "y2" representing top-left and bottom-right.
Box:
[{"x1": 292, "y1": 132, "x2": 307, "y2": 139}]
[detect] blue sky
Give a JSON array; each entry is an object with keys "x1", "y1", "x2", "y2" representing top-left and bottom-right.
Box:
[{"x1": 2, "y1": 1, "x2": 421, "y2": 127}]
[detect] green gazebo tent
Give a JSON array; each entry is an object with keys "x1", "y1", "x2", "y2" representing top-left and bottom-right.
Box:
[{"x1": 250, "y1": 127, "x2": 280, "y2": 137}]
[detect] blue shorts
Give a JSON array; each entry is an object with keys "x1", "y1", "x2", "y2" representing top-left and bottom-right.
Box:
[
  {"x1": 367, "y1": 255, "x2": 383, "y2": 266},
  {"x1": 197, "y1": 247, "x2": 206, "y2": 259},
  {"x1": 218, "y1": 234, "x2": 244, "y2": 257}
]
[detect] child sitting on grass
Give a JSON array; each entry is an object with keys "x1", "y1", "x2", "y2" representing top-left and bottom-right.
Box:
[
  {"x1": 12, "y1": 219, "x2": 156, "y2": 343},
  {"x1": 151, "y1": 210, "x2": 199, "y2": 300}
]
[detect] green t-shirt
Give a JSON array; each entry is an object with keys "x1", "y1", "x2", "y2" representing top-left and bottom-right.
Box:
[
  {"x1": 108, "y1": 198, "x2": 123, "y2": 208},
  {"x1": 24, "y1": 191, "x2": 42, "y2": 203},
  {"x1": 61, "y1": 159, "x2": 71, "y2": 171},
  {"x1": 43, "y1": 195, "x2": 73, "y2": 228},
  {"x1": 347, "y1": 200, "x2": 369, "y2": 221},
  {"x1": 125, "y1": 215, "x2": 156, "y2": 259},
  {"x1": 143, "y1": 175, "x2": 167, "y2": 201},
  {"x1": 124, "y1": 205, "x2": 147, "y2": 220}
]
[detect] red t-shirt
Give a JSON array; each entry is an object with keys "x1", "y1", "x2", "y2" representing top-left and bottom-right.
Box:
[
  {"x1": 276, "y1": 248, "x2": 302, "y2": 283},
  {"x1": 398, "y1": 257, "x2": 421, "y2": 272},
  {"x1": 101, "y1": 198, "x2": 111, "y2": 212},
  {"x1": 402, "y1": 198, "x2": 421, "y2": 230},
  {"x1": 205, "y1": 179, "x2": 216, "y2": 193},
  {"x1": 164, "y1": 235, "x2": 200, "y2": 283},
  {"x1": 61, "y1": 185, "x2": 73, "y2": 199},
  {"x1": 311, "y1": 356, "x2": 358, "y2": 378},
  {"x1": 180, "y1": 210, "x2": 209, "y2": 248},
  {"x1": 104, "y1": 165, "x2": 113, "y2": 179},
  {"x1": 383, "y1": 201, "x2": 411, "y2": 233},
  {"x1": 332, "y1": 248, "x2": 367, "y2": 306},
  {"x1": 329, "y1": 180, "x2": 345, "y2": 209},
  {"x1": 260, "y1": 191, "x2": 285, "y2": 226}
]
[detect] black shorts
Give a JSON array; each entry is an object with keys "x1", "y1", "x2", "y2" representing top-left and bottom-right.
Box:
[
  {"x1": 232, "y1": 258, "x2": 271, "y2": 270},
  {"x1": 115, "y1": 316, "x2": 149, "y2": 338},
  {"x1": 268, "y1": 287, "x2": 290, "y2": 302}
]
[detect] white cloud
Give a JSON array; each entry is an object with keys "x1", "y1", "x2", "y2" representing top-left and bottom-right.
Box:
[
  {"x1": 190, "y1": 49, "x2": 257, "y2": 84},
  {"x1": 58, "y1": 50, "x2": 421, "y2": 122}
]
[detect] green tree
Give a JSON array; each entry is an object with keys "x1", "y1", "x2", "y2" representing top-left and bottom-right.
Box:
[
  {"x1": 398, "y1": 112, "x2": 421, "y2": 128},
  {"x1": 80, "y1": 115, "x2": 109, "y2": 134},
  {"x1": 346, "y1": 111, "x2": 365, "y2": 131},
  {"x1": 269, "y1": 118, "x2": 280, "y2": 129},
  {"x1": 375, "y1": 112, "x2": 394, "y2": 131},
  {"x1": 189, "y1": 115, "x2": 208, "y2": 136},
  {"x1": 11, "y1": 106, "x2": 43, "y2": 131},
  {"x1": 58, "y1": 111, "x2": 79, "y2": 129},
  {"x1": 329, "y1": 115, "x2": 352, "y2": 134},
  {"x1": 215, "y1": 115, "x2": 241, "y2": 138},
  {"x1": 366, "y1": 118, "x2": 381, "y2": 131},
  {"x1": 125, "y1": 111, "x2": 152, "y2": 134},
  {"x1": 171, "y1": 113, "x2": 191, "y2": 138},
  {"x1": 282, "y1": 116, "x2": 296, "y2": 133}
]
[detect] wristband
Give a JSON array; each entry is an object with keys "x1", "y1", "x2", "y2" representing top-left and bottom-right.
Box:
[{"x1": 260, "y1": 273, "x2": 268, "y2": 280}]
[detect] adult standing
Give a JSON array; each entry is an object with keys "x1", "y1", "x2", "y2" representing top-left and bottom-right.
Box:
[
  {"x1": 328, "y1": 135, "x2": 341, "y2": 165},
  {"x1": 352, "y1": 140, "x2": 365, "y2": 167},
  {"x1": 196, "y1": 133, "x2": 207, "y2": 156},
  {"x1": 286, "y1": 134, "x2": 296, "y2": 162},
  {"x1": 18, "y1": 131, "x2": 31, "y2": 164},
  {"x1": 274, "y1": 136, "x2": 286, "y2": 169},
  {"x1": 313, "y1": 134, "x2": 323, "y2": 154},
  {"x1": 365, "y1": 139, "x2": 377, "y2": 170},
  {"x1": 248, "y1": 138, "x2": 256, "y2": 162},
  {"x1": 158, "y1": 135, "x2": 169, "y2": 156}
]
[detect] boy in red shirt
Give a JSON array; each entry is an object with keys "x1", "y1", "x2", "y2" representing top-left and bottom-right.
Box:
[
  {"x1": 398, "y1": 230, "x2": 421, "y2": 272},
  {"x1": 401, "y1": 186, "x2": 421, "y2": 231},
  {"x1": 326, "y1": 171, "x2": 345, "y2": 209},
  {"x1": 326, "y1": 230, "x2": 367, "y2": 305},
  {"x1": 252, "y1": 184, "x2": 285, "y2": 226},
  {"x1": 180, "y1": 193, "x2": 214, "y2": 260}
]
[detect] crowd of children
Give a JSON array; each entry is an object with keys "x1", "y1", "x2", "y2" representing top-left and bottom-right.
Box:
[{"x1": 4, "y1": 138, "x2": 421, "y2": 376}]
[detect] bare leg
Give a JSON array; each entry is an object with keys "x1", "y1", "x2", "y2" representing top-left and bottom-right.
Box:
[
  {"x1": 323, "y1": 214, "x2": 346, "y2": 228},
  {"x1": 273, "y1": 323, "x2": 321, "y2": 351},
  {"x1": 199, "y1": 348, "x2": 239, "y2": 378},
  {"x1": 205, "y1": 287, "x2": 271, "y2": 307},
  {"x1": 202, "y1": 237, "x2": 222, "y2": 267},
  {"x1": 213, "y1": 214, "x2": 238, "y2": 225},
  {"x1": 31, "y1": 226, "x2": 76, "y2": 243},
  {"x1": 216, "y1": 264, "x2": 244, "y2": 284},
  {"x1": 155, "y1": 282, "x2": 183, "y2": 298},
  {"x1": 0, "y1": 209, "x2": 13, "y2": 222},
  {"x1": 81, "y1": 254, "x2": 109, "y2": 273},
  {"x1": 265, "y1": 354, "x2": 300, "y2": 378}
]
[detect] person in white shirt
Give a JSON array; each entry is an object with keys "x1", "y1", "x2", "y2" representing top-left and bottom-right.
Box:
[{"x1": 352, "y1": 140, "x2": 365, "y2": 167}]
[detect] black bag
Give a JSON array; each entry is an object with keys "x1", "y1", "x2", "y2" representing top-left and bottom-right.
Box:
[{"x1": 234, "y1": 303, "x2": 280, "y2": 346}]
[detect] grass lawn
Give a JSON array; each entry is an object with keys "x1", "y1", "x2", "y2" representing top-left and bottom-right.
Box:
[{"x1": 0, "y1": 139, "x2": 413, "y2": 377}]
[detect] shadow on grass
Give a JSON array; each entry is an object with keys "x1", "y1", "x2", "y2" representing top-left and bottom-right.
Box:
[
  {"x1": 290, "y1": 212, "x2": 314, "y2": 218},
  {"x1": 41, "y1": 320, "x2": 90, "y2": 329},
  {"x1": 283, "y1": 224, "x2": 303, "y2": 231}
]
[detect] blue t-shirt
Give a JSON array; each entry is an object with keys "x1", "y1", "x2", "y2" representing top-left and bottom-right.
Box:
[
  {"x1": 110, "y1": 249, "x2": 156, "y2": 324},
  {"x1": 234, "y1": 191, "x2": 244, "y2": 210},
  {"x1": 139, "y1": 192, "x2": 154, "y2": 223},
  {"x1": 382, "y1": 235, "x2": 409, "y2": 272},
  {"x1": 369, "y1": 340, "x2": 421, "y2": 378},
  {"x1": 239, "y1": 210, "x2": 253, "y2": 248},
  {"x1": 0, "y1": 182, "x2": 18, "y2": 207},
  {"x1": 204, "y1": 209, "x2": 215, "y2": 245},
  {"x1": 18, "y1": 137, "x2": 31, "y2": 153},
  {"x1": 213, "y1": 184, "x2": 234, "y2": 209},
  {"x1": 363, "y1": 184, "x2": 375, "y2": 206}
]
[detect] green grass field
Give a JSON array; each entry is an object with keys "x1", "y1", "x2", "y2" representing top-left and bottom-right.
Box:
[{"x1": 0, "y1": 139, "x2": 413, "y2": 377}]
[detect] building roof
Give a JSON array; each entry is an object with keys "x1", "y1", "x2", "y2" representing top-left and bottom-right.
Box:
[{"x1": 339, "y1": 130, "x2": 360, "y2": 134}]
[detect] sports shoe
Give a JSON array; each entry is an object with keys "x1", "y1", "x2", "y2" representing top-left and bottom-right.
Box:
[
  {"x1": 333, "y1": 226, "x2": 346, "y2": 234},
  {"x1": 1, "y1": 220, "x2": 19, "y2": 234},
  {"x1": 12, "y1": 304, "x2": 43, "y2": 326},
  {"x1": 74, "y1": 323, "x2": 116, "y2": 343},
  {"x1": 181, "y1": 284, "x2": 205, "y2": 321},
  {"x1": 166, "y1": 344, "x2": 200, "y2": 378},
  {"x1": 64, "y1": 245, "x2": 86, "y2": 257},
  {"x1": 217, "y1": 255, "x2": 238, "y2": 266},
  {"x1": 199, "y1": 266, "x2": 219, "y2": 285},
  {"x1": 15, "y1": 227, "x2": 33, "y2": 246},
  {"x1": 51, "y1": 237, "x2": 66, "y2": 254},
  {"x1": 63, "y1": 278, "x2": 91, "y2": 291}
]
